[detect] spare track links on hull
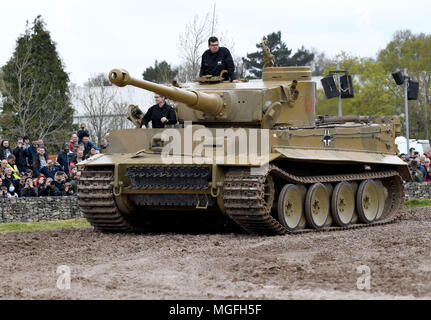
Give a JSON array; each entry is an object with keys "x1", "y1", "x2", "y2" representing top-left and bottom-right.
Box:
[
  {"x1": 78, "y1": 166, "x2": 404, "y2": 235},
  {"x1": 222, "y1": 165, "x2": 404, "y2": 235}
]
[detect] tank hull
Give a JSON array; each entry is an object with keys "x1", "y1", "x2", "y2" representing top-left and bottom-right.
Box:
[{"x1": 77, "y1": 124, "x2": 408, "y2": 234}]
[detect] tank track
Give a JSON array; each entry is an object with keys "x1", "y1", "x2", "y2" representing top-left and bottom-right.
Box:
[
  {"x1": 78, "y1": 165, "x2": 404, "y2": 235},
  {"x1": 222, "y1": 165, "x2": 404, "y2": 235},
  {"x1": 77, "y1": 168, "x2": 137, "y2": 233}
]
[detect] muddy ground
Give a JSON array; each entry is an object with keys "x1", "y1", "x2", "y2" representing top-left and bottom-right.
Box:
[{"x1": 0, "y1": 208, "x2": 431, "y2": 300}]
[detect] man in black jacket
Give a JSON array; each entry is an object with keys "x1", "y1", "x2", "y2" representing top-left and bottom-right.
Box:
[
  {"x1": 13, "y1": 138, "x2": 30, "y2": 174},
  {"x1": 200, "y1": 36, "x2": 240, "y2": 83},
  {"x1": 141, "y1": 94, "x2": 177, "y2": 129}
]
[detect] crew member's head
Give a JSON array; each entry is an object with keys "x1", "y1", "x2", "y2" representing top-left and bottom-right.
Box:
[
  {"x1": 208, "y1": 36, "x2": 219, "y2": 54},
  {"x1": 154, "y1": 94, "x2": 165, "y2": 106}
]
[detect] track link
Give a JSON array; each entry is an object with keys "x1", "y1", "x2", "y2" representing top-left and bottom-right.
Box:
[{"x1": 222, "y1": 165, "x2": 404, "y2": 235}]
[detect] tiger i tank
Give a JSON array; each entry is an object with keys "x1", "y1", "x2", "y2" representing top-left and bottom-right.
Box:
[{"x1": 77, "y1": 42, "x2": 409, "y2": 235}]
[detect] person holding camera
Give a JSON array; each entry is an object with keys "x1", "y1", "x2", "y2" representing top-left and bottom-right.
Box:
[
  {"x1": 20, "y1": 176, "x2": 38, "y2": 197},
  {"x1": 64, "y1": 182, "x2": 76, "y2": 196},
  {"x1": 13, "y1": 138, "x2": 30, "y2": 174},
  {"x1": 39, "y1": 177, "x2": 61, "y2": 197},
  {"x1": 409, "y1": 160, "x2": 423, "y2": 182},
  {"x1": 77, "y1": 123, "x2": 90, "y2": 143}
]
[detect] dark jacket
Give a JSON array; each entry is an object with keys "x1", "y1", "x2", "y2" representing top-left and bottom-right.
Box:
[
  {"x1": 13, "y1": 145, "x2": 30, "y2": 167},
  {"x1": 20, "y1": 186, "x2": 38, "y2": 197},
  {"x1": 32, "y1": 155, "x2": 48, "y2": 177},
  {"x1": 199, "y1": 47, "x2": 236, "y2": 81},
  {"x1": 77, "y1": 129, "x2": 90, "y2": 143},
  {"x1": 141, "y1": 103, "x2": 177, "y2": 128},
  {"x1": 0, "y1": 146, "x2": 12, "y2": 161},
  {"x1": 39, "y1": 183, "x2": 62, "y2": 197},
  {"x1": 2, "y1": 176, "x2": 18, "y2": 190},
  {"x1": 57, "y1": 151, "x2": 74, "y2": 175},
  {"x1": 28, "y1": 145, "x2": 48, "y2": 166}
]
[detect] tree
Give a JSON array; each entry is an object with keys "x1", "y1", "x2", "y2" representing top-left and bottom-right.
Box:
[
  {"x1": 243, "y1": 31, "x2": 315, "y2": 79},
  {"x1": 316, "y1": 52, "x2": 398, "y2": 118},
  {"x1": 0, "y1": 16, "x2": 74, "y2": 152},
  {"x1": 72, "y1": 74, "x2": 132, "y2": 147},
  {"x1": 377, "y1": 30, "x2": 431, "y2": 139},
  {"x1": 176, "y1": 11, "x2": 239, "y2": 82},
  {"x1": 142, "y1": 60, "x2": 178, "y2": 84}
]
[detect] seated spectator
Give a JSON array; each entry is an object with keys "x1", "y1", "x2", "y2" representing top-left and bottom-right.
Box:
[
  {"x1": 13, "y1": 138, "x2": 30, "y2": 174},
  {"x1": 54, "y1": 171, "x2": 67, "y2": 194},
  {"x1": 41, "y1": 160, "x2": 61, "y2": 180},
  {"x1": 0, "y1": 186, "x2": 8, "y2": 198},
  {"x1": 77, "y1": 123, "x2": 90, "y2": 143},
  {"x1": 79, "y1": 136, "x2": 99, "y2": 159},
  {"x1": 2, "y1": 167, "x2": 19, "y2": 190},
  {"x1": 25, "y1": 169, "x2": 33, "y2": 178},
  {"x1": 57, "y1": 143, "x2": 74, "y2": 176},
  {"x1": 20, "y1": 176, "x2": 38, "y2": 197},
  {"x1": 32, "y1": 146, "x2": 48, "y2": 177},
  {"x1": 0, "y1": 140, "x2": 12, "y2": 161},
  {"x1": 70, "y1": 170, "x2": 82, "y2": 191},
  {"x1": 88, "y1": 146, "x2": 100, "y2": 159},
  {"x1": 8, "y1": 184, "x2": 19, "y2": 198},
  {"x1": 1, "y1": 159, "x2": 8, "y2": 175},
  {"x1": 16, "y1": 174, "x2": 27, "y2": 195},
  {"x1": 64, "y1": 182, "x2": 76, "y2": 196},
  {"x1": 409, "y1": 160, "x2": 423, "y2": 182},
  {"x1": 69, "y1": 133, "x2": 79, "y2": 151},
  {"x1": 39, "y1": 177, "x2": 61, "y2": 197},
  {"x1": 100, "y1": 138, "x2": 109, "y2": 152},
  {"x1": 7, "y1": 155, "x2": 20, "y2": 179}
]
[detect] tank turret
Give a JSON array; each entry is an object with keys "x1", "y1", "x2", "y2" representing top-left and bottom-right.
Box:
[{"x1": 109, "y1": 45, "x2": 316, "y2": 129}]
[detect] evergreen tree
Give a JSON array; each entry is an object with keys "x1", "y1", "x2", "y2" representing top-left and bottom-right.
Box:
[
  {"x1": 0, "y1": 15, "x2": 74, "y2": 152},
  {"x1": 242, "y1": 31, "x2": 315, "y2": 79},
  {"x1": 142, "y1": 60, "x2": 178, "y2": 84}
]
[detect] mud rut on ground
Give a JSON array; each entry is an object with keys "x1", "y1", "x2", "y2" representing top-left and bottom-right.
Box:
[{"x1": 0, "y1": 208, "x2": 431, "y2": 300}]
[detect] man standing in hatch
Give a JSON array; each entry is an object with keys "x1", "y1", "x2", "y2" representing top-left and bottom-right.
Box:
[{"x1": 200, "y1": 36, "x2": 240, "y2": 83}]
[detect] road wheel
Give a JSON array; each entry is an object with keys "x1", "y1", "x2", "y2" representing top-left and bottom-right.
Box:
[
  {"x1": 356, "y1": 179, "x2": 379, "y2": 224},
  {"x1": 277, "y1": 184, "x2": 304, "y2": 231},
  {"x1": 305, "y1": 183, "x2": 330, "y2": 230},
  {"x1": 375, "y1": 180, "x2": 387, "y2": 221},
  {"x1": 331, "y1": 182, "x2": 355, "y2": 227}
]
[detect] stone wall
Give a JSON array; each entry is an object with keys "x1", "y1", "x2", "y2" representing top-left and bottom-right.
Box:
[
  {"x1": 404, "y1": 182, "x2": 431, "y2": 201},
  {"x1": 0, "y1": 196, "x2": 83, "y2": 223}
]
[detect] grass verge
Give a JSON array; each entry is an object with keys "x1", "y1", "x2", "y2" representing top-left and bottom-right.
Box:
[
  {"x1": 0, "y1": 218, "x2": 92, "y2": 233},
  {"x1": 404, "y1": 199, "x2": 431, "y2": 209}
]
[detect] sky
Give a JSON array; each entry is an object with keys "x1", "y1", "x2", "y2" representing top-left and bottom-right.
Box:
[{"x1": 1, "y1": 0, "x2": 430, "y2": 86}]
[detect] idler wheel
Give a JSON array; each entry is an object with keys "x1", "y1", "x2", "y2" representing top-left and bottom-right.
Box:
[
  {"x1": 356, "y1": 179, "x2": 379, "y2": 224},
  {"x1": 277, "y1": 184, "x2": 304, "y2": 231},
  {"x1": 331, "y1": 182, "x2": 355, "y2": 227},
  {"x1": 305, "y1": 183, "x2": 330, "y2": 230}
]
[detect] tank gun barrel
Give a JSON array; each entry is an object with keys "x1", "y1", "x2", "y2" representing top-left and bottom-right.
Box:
[{"x1": 109, "y1": 69, "x2": 224, "y2": 116}]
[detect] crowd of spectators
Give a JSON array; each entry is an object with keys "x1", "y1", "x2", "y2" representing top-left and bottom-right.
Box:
[
  {"x1": 0, "y1": 123, "x2": 108, "y2": 199},
  {"x1": 398, "y1": 147, "x2": 431, "y2": 182}
]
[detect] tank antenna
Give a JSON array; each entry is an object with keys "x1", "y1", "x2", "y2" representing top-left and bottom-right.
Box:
[{"x1": 211, "y1": 3, "x2": 216, "y2": 36}]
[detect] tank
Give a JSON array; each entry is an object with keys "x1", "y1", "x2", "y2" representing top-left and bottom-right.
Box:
[{"x1": 77, "y1": 42, "x2": 410, "y2": 235}]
